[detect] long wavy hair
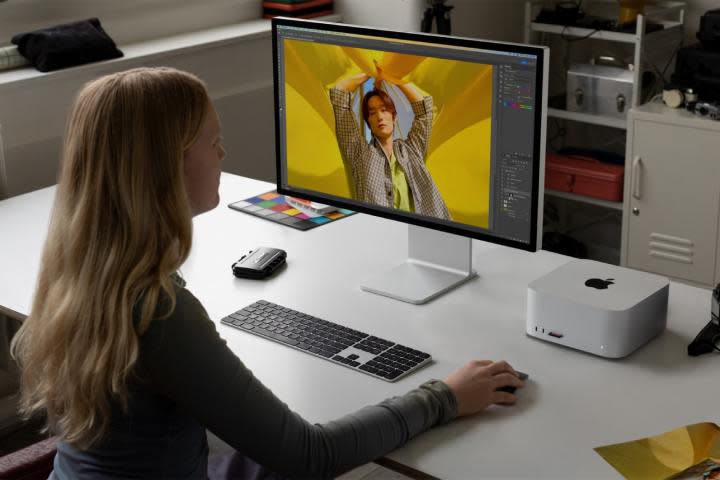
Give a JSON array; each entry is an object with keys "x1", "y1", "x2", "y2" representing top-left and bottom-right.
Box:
[{"x1": 10, "y1": 67, "x2": 209, "y2": 449}]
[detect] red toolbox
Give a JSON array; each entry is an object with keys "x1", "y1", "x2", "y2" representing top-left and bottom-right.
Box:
[{"x1": 545, "y1": 153, "x2": 624, "y2": 202}]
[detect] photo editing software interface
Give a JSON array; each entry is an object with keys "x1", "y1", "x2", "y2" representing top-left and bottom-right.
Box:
[{"x1": 275, "y1": 22, "x2": 541, "y2": 246}]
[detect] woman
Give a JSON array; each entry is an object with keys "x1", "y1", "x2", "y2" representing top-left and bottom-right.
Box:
[{"x1": 11, "y1": 67, "x2": 524, "y2": 479}]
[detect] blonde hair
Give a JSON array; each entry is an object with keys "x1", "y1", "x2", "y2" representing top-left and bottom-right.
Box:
[{"x1": 11, "y1": 67, "x2": 209, "y2": 449}]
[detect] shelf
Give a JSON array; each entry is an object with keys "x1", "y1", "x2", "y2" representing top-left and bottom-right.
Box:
[
  {"x1": 530, "y1": 22, "x2": 638, "y2": 43},
  {"x1": 548, "y1": 108, "x2": 628, "y2": 129},
  {"x1": 0, "y1": 13, "x2": 344, "y2": 88},
  {"x1": 529, "y1": 20, "x2": 683, "y2": 44},
  {"x1": 545, "y1": 189, "x2": 624, "y2": 210}
]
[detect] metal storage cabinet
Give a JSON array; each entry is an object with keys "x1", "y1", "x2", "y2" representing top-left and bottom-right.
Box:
[{"x1": 622, "y1": 102, "x2": 720, "y2": 287}]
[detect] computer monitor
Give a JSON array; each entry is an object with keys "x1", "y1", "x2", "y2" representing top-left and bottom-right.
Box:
[{"x1": 272, "y1": 18, "x2": 548, "y2": 304}]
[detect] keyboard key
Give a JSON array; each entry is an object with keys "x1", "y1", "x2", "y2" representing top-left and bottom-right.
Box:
[{"x1": 255, "y1": 328, "x2": 298, "y2": 346}]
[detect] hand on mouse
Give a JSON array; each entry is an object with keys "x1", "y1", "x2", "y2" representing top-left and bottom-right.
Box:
[{"x1": 443, "y1": 360, "x2": 525, "y2": 417}]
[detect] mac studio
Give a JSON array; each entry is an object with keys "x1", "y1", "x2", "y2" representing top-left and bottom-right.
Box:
[{"x1": 1, "y1": 0, "x2": 719, "y2": 478}]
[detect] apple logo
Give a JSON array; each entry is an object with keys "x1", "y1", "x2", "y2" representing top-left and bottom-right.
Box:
[{"x1": 585, "y1": 278, "x2": 614, "y2": 289}]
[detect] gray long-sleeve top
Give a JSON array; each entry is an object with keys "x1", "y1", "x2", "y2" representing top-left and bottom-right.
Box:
[{"x1": 51, "y1": 281, "x2": 458, "y2": 479}]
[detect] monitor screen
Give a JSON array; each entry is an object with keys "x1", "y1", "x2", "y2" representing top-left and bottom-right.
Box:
[{"x1": 273, "y1": 18, "x2": 547, "y2": 251}]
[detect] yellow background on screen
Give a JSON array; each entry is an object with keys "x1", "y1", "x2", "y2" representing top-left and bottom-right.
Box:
[{"x1": 284, "y1": 39, "x2": 493, "y2": 228}]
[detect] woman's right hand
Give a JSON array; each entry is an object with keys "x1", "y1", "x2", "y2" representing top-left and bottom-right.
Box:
[{"x1": 443, "y1": 360, "x2": 525, "y2": 417}]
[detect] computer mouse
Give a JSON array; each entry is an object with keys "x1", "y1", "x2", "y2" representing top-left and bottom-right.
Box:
[{"x1": 497, "y1": 370, "x2": 528, "y2": 394}]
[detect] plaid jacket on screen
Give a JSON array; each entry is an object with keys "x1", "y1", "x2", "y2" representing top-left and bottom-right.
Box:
[{"x1": 329, "y1": 87, "x2": 451, "y2": 220}]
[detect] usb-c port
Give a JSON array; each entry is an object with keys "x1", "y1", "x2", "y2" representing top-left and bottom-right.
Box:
[{"x1": 548, "y1": 331, "x2": 563, "y2": 338}]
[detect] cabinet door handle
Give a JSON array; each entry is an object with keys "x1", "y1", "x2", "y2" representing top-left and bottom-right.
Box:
[{"x1": 632, "y1": 156, "x2": 642, "y2": 199}]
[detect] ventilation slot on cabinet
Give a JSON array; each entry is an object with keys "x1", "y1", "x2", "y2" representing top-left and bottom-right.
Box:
[{"x1": 648, "y1": 233, "x2": 693, "y2": 264}]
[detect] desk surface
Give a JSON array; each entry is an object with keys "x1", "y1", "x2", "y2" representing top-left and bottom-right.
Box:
[{"x1": 0, "y1": 173, "x2": 717, "y2": 479}]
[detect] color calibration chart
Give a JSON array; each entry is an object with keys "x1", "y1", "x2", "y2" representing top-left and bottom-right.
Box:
[{"x1": 229, "y1": 191, "x2": 355, "y2": 230}]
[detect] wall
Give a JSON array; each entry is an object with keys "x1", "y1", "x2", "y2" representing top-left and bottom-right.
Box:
[
  {"x1": 0, "y1": 35, "x2": 275, "y2": 196},
  {"x1": 0, "y1": 0, "x2": 275, "y2": 196},
  {"x1": 335, "y1": 0, "x2": 526, "y2": 42},
  {"x1": 0, "y1": 0, "x2": 261, "y2": 46}
]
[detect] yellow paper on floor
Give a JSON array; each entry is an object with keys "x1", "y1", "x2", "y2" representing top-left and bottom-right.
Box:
[{"x1": 595, "y1": 423, "x2": 720, "y2": 479}]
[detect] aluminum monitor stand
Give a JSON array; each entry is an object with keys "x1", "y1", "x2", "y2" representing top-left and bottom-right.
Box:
[{"x1": 361, "y1": 225, "x2": 477, "y2": 304}]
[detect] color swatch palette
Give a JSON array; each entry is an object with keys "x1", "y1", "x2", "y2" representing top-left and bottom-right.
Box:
[{"x1": 228, "y1": 191, "x2": 355, "y2": 230}]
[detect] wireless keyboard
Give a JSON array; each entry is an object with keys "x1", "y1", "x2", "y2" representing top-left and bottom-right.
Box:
[{"x1": 221, "y1": 300, "x2": 432, "y2": 382}]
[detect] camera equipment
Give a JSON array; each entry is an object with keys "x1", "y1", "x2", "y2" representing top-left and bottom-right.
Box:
[
  {"x1": 688, "y1": 283, "x2": 720, "y2": 356},
  {"x1": 421, "y1": 0, "x2": 453, "y2": 35},
  {"x1": 692, "y1": 101, "x2": 720, "y2": 120}
]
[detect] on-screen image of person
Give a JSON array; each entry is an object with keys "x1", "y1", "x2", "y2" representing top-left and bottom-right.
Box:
[{"x1": 330, "y1": 60, "x2": 451, "y2": 220}]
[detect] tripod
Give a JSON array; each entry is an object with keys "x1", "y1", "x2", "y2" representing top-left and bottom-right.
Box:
[{"x1": 421, "y1": 0, "x2": 454, "y2": 35}]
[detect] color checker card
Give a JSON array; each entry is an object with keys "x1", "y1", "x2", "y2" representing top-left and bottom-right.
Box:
[{"x1": 228, "y1": 191, "x2": 355, "y2": 230}]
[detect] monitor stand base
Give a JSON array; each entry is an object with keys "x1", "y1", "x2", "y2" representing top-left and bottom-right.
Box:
[{"x1": 361, "y1": 225, "x2": 477, "y2": 304}]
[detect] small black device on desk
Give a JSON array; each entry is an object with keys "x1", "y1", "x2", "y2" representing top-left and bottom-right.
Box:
[{"x1": 232, "y1": 247, "x2": 286, "y2": 279}]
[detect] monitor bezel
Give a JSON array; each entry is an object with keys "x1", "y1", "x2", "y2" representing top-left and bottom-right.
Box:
[{"x1": 272, "y1": 17, "x2": 545, "y2": 252}]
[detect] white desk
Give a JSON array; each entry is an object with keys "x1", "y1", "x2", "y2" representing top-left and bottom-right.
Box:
[{"x1": 0, "y1": 173, "x2": 717, "y2": 479}]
